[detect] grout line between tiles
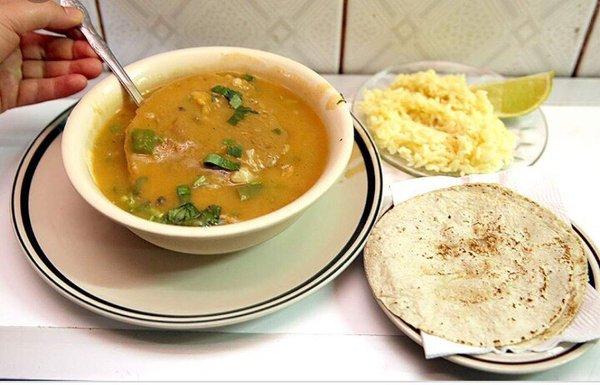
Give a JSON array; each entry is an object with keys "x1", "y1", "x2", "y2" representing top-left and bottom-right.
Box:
[
  {"x1": 338, "y1": 0, "x2": 349, "y2": 74},
  {"x1": 94, "y1": 0, "x2": 107, "y2": 41},
  {"x1": 573, "y1": 0, "x2": 600, "y2": 77}
]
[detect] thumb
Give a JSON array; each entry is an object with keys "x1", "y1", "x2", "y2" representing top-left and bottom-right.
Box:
[{"x1": 3, "y1": 0, "x2": 83, "y2": 36}]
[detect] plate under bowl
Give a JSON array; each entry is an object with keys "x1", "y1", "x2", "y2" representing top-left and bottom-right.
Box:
[{"x1": 11, "y1": 106, "x2": 383, "y2": 328}]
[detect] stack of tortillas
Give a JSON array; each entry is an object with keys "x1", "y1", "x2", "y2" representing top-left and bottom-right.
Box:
[{"x1": 364, "y1": 184, "x2": 588, "y2": 349}]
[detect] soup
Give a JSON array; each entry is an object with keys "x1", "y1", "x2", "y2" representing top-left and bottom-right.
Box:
[{"x1": 91, "y1": 72, "x2": 329, "y2": 226}]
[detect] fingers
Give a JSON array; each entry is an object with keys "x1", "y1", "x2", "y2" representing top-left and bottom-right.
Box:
[
  {"x1": 22, "y1": 58, "x2": 102, "y2": 79},
  {"x1": 20, "y1": 32, "x2": 98, "y2": 60},
  {"x1": 17, "y1": 74, "x2": 87, "y2": 107},
  {"x1": 1, "y1": 1, "x2": 83, "y2": 36},
  {"x1": 44, "y1": 27, "x2": 86, "y2": 41},
  {"x1": 0, "y1": 49, "x2": 21, "y2": 111}
]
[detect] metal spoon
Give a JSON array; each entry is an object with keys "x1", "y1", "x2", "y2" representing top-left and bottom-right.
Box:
[{"x1": 60, "y1": 0, "x2": 144, "y2": 106}]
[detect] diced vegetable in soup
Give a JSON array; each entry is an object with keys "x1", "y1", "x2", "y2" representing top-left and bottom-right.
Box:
[{"x1": 91, "y1": 72, "x2": 328, "y2": 226}]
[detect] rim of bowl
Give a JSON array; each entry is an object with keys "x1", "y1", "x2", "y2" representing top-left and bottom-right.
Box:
[{"x1": 62, "y1": 47, "x2": 354, "y2": 238}]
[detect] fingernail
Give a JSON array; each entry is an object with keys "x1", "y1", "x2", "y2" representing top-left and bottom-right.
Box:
[{"x1": 65, "y1": 7, "x2": 84, "y2": 23}]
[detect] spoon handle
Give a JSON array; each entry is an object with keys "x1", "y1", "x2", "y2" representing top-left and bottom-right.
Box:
[{"x1": 60, "y1": 0, "x2": 144, "y2": 106}]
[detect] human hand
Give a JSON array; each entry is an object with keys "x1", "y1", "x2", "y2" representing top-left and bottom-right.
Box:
[{"x1": 0, "y1": 0, "x2": 103, "y2": 112}]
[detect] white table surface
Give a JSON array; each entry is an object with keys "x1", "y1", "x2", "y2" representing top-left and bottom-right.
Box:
[{"x1": 1, "y1": 75, "x2": 600, "y2": 381}]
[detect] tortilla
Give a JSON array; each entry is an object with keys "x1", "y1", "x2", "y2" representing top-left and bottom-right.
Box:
[
  {"x1": 364, "y1": 184, "x2": 587, "y2": 348},
  {"x1": 508, "y1": 241, "x2": 588, "y2": 351}
]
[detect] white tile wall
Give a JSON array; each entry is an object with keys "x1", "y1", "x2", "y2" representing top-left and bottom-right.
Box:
[
  {"x1": 577, "y1": 9, "x2": 600, "y2": 77},
  {"x1": 96, "y1": 0, "x2": 343, "y2": 73},
  {"x1": 70, "y1": 0, "x2": 600, "y2": 76},
  {"x1": 342, "y1": 0, "x2": 598, "y2": 76}
]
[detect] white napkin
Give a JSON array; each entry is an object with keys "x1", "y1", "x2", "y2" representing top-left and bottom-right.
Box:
[{"x1": 387, "y1": 166, "x2": 600, "y2": 359}]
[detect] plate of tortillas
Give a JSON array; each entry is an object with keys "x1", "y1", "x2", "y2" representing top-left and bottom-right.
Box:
[{"x1": 364, "y1": 182, "x2": 600, "y2": 374}]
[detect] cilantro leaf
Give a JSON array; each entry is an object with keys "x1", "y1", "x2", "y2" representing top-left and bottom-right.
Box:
[
  {"x1": 211, "y1": 85, "x2": 243, "y2": 109},
  {"x1": 227, "y1": 106, "x2": 258, "y2": 126},
  {"x1": 176, "y1": 184, "x2": 191, "y2": 203},
  {"x1": 165, "y1": 202, "x2": 200, "y2": 225},
  {"x1": 193, "y1": 204, "x2": 221, "y2": 226},
  {"x1": 163, "y1": 203, "x2": 221, "y2": 226}
]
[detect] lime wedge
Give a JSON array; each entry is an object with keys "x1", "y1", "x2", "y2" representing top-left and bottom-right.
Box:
[{"x1": 473, "y1": 71, "x2": 554, "y2": 118}]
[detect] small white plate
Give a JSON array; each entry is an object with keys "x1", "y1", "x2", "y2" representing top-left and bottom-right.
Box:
[
  {"x1": 371, "y1": 224, "x2": 600, "y2": 374},
  {"x1": 11, "y1": 105, "x2": 383, "y2": 329},
  {"x1": 352, "y1": 61, "x2": 549, "y2": 177}
]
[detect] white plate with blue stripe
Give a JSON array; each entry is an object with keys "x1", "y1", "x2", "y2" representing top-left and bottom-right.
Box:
[{"x1": 11, "y1": 105, "x2": 383, "y2": 328}]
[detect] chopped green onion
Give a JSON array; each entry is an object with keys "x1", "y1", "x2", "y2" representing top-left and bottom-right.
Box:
[
  {"x1": 133, "y1": 202, "x2": 163, "y2": 219},
  {"x1": 223, "y1": 139, "x2": 243, "y2": 158},
  {"x1": 176, "y1": 184, "x2": 191, "y2": 203},
  {"x1": 121, "y1": 193, "x2": 164, "y2": 220},
  {"x1": 229, "y1": 94, "x2": 243, "y2": 109},
  {"x1": 272, "y1": 128, "x2": 283, "y2": 135},
  {"x1": 203, "y1": 153, "x2": 240, "y2": 171},
  {"x1": 211, "y1": 85, "x2": 243, "y2": 109},
  {"x1": 227, "y1": 145, "x2": 243, "y2": 158},
  {"x1": 149, "y1": 213, "x2": 165, "y2": 223},
  {"x1": 131, "y1": 129, "x2": 161, "y2": 155},
  {"x1": 192, "y1": 175, "x2": 208, "y2": 188},
  {"x1": 132, "y1": 176, "x2": 148, "y2": 196},
  {"x1": 227, "y1": 106, "x2": 258, "y2": 126},
  {"x1": 237, "y1": 182, "x2": 263, "y2": 201},
  {"x1": 242, "y1": 74, "x2": 254, "y2": 82}
]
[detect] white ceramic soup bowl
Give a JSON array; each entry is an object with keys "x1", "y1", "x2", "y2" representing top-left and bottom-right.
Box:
[{"x1": 62, "y1": 47, "x2": 354, "y2": 254}]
